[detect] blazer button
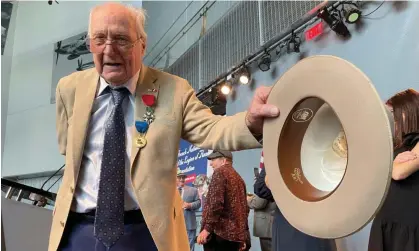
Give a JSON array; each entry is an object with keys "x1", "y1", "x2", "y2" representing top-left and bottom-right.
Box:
[
  {"x1": 60, "y1": 221, "x2": 65, "y2": 227},
  {"x1": 70, "y1": 186, "x2": 74, "y2": 193}
]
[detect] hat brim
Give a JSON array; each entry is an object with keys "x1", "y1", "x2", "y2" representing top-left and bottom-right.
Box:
[
  {"x1": 207, "y1": 153, "x2": 222, "y2": 160},
  {"x1": 263, "y1": 55, "x2": 393, "y2": 239}
]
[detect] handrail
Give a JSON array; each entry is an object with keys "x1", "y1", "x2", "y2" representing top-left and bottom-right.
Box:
[{"x1": 1, "y1": 178, "x2": 57, "y2": 201}]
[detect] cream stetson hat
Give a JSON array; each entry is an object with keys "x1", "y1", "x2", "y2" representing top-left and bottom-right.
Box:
[{"x1": 263, "y1": 55, "x2": 394, "y2": 239}]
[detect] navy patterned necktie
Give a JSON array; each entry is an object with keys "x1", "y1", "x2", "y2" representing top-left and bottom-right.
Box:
[{"x1": 94, "y1": 87, "x2": 129, "y2": 248}]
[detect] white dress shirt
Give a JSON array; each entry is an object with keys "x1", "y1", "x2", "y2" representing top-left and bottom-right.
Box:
[{"x1": 71, "y1": 72, "x2": 140, "y2": 213}]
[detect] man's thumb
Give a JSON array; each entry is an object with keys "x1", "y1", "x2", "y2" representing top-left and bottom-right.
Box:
[{"x1": 261, "y1": 104, "x2": 280, "y2": 117}]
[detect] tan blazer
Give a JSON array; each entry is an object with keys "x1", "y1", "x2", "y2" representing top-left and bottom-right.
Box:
[{"x1": 49, "y1": 65, "x2": 261, "y2": 251}]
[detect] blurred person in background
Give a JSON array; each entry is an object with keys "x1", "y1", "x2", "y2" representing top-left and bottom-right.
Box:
[
  {"x1": 247, "y1": 191, "x2": 275, "y2": 251},
  {"x1": 197, "y1": 151, "x2": 250, "y2": 251},
  {"x1": 255, "y1": 152, "x2": 336, "y2": 251},
  {"x1": 177, "y1": 169, "x2": 201, "y2": 251},
  {"x1": 368, "y1": 88, "x2": 419, "y2": 251}
]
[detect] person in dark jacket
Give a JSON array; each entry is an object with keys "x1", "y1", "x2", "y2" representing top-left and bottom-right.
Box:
[
  {"x1": 368, "y1": 89, "x2": 419, "y2": 251},
  {"x1": 254, "y1": 158, "x2": 336, "y2": 251}
]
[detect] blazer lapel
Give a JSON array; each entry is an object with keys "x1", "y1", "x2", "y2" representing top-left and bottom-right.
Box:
[
  {"x1": 130, "y1": 65, "x2": 159, "y2": 168},
  {"x1": 72, "y1": 70, "x2": 99, "y2": 180}
]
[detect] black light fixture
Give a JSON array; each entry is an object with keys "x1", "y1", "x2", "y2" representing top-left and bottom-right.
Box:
[
  {"x1": 209, "y1": 87, "x2": 217, "y2": 104},
  {"x1": 342, "y1": 3, "x2": 362, "y2": 24},
  {"x1": 48, "y1": 0, "x2": 59, "y2": 5},
  {"x1": 287, "y1": 30, "x2": 301, "y2": 53},
  {"x1": 258, "y1": 52, "x2": 271, "y2": 72},
  {"x1": 317, "y1": 7, "x2": 350, "y2": 37},
  {"x1": 275, "y1": 42, "x2": 285, "y2": 56}
]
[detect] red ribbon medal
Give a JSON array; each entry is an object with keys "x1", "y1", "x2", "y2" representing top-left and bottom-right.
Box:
[
  {"x1": 142, "y1": 94, "x2": 155, "y2": 107},
  {"x1": 141, "y1": 94, "x2": 156, "y2": 124}
]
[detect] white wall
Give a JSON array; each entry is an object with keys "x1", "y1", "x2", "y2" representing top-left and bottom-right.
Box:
[{"x1": 2, "y1": 1, "x2": 142, "y2": 177}]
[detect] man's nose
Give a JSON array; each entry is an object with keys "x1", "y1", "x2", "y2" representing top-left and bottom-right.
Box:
[{"x1": 103, "y1": 42, "x2": 117, "y2": 55}]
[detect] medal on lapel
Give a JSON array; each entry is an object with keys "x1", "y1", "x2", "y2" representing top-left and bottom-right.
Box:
[
  {"x1": 135, "y1": 94, "x2": 156, "y2": 148},
  {"x1": 135, "y1": 121, "x2": 148, "y2": 148},
  {"x1": 142, "y1": 94, "x2": 156, "y2": 123}
]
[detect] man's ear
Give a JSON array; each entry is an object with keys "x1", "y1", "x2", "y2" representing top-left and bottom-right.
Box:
[
  {"x1": 141, "y1": 39, "x2": 146, "y2": 51},
  {"x1": 222, "y1": 158, "x2": 227, "y2": 165}
]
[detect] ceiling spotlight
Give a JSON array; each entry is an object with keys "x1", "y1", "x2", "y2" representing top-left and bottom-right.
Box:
[
  {"x1": 275, "y1": 42, "x2": 286, "y2": 56},
  {"x1": 343, "y1": 5, "x2": 362, "y2": 24},
  {"x1": 238, "y1": 67, "x2": 251, "y2": 85},
  {"x1": 317, "y1": 7, "x2": 350, "y2": 37},
  {"x1": 258, "y1": 53, "x2": 271, "y2": 72},
  {"x1": 220, "y1": 83, "x2": 231, "y2": 95},
  {"x1": 239, "y1": 75, "x2": 249, "y2": 85},
  {"x1": 287, "y1": 31, "x2": 301, "y2": 53}
]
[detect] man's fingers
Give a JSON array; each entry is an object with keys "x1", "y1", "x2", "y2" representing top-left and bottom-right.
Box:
[
  {"x1": 255, "y1": 86, "x2": 273, "y2": 103},
  {"x1": 259, "y1": 104, "x2": 280, "y2": 117},
  {"x1": 395, "y1": 151, "x2": 417, "y2": 163},
  {"x1": 249, "y1": 104, "x2": 279, "y2": 120},
  {"x1": 198, "y1": 237, "x2": 206, "y2": 245}
]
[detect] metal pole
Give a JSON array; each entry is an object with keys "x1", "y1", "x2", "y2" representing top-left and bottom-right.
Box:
[
  {"x1": 5, "y1": 187, "x2": 14, "y2": 199},
  {"x1": 16, "y1": 189, "x2": 24, "y2": 201}
]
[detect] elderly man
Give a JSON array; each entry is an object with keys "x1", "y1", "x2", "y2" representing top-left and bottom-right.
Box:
[
  {"x1": 198, "y1": 151, "x2": 251, "y2": 251},
  {"x1": 49, "y1": 2, "x2": 279, "y2": 251},
  {"x1": 177, "y1": 169, "x2": 201, "y2": 251}
]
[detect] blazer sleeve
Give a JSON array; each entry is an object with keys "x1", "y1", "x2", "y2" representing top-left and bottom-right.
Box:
[
  {"x1": 190, "y1": 188, "x2": 201, "y2": 211},
  {"x1": 254, "y1": 168, "x2": 274, "y2": 201},
  {"x1": 248, "y1": 194, "x2": 268, "y2": 210},
  {"x1": 180, "y1": 81, "x2": 261, "y2": 151},
  {"x1": 56, "y1": 82, "x2": 68, "y2": 156}
]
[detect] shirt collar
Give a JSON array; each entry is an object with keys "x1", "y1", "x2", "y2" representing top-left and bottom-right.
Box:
[{"x1": 97, "y1": 70, "x2": 140, "y2": 96}]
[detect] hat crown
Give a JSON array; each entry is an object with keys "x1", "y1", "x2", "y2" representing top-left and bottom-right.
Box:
[{"x1": 207, "y1": 150, "x2": 233, "y2": 160}]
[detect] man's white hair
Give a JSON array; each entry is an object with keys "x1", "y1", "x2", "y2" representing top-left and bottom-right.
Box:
[{"x1": 88, "y1": 3, "x2": 147, "y2": 43}]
